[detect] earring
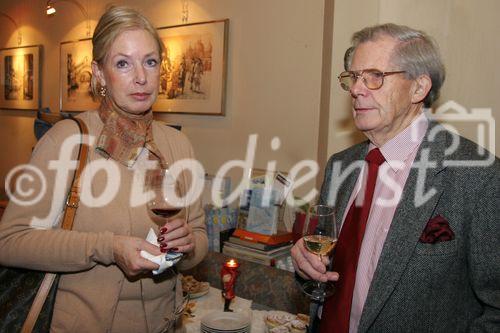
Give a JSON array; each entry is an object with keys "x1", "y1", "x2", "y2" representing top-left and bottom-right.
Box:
[{"x1": 99, "y1": 86, "x2": 107, "y2": 97}]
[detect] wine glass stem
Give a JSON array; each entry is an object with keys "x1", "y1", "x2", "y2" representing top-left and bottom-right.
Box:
[
  {"x1": 308, "y1": 300, "x2": 320, "y2": 333},
  {"x1": 308, "y1": 283, "x2": 326, "y2": 332}
]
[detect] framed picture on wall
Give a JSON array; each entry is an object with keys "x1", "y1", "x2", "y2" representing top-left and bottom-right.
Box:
[
  {"x1": 0, "y1": 45, "x2": 41, "y2": 110},
  {"x1": 153, "y1": 19, "x2": 229, "y2": 115},
  {"x1": 60, "y1": 38, "x2": 99, "y2": 112}
]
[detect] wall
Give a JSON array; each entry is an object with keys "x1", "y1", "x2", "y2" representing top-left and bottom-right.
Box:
[
  {"x1": 0, "y1": 0, "x2": 498, "y2": 203},
  {"x1": 0, "y1": 0, "x2": 326, "y2": 202},
  {"x1": 328, "y1": 0, "x2": 500, "y2": 158}
]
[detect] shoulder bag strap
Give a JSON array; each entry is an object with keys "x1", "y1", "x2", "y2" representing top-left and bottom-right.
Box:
[
  {"x1": 21, "y1": 117, "x2": 89, "y2": 333},
  {"x1": 61, "y1": 118, "x2": 89, "y2": 230}
]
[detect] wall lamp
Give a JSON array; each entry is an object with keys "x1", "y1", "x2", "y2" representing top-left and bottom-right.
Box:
[
  {"x1": 46, "y1": 0, "x2": 91, "y2": 37},
  {"x1": 0, "y1": 11, "x2": 22, "y2": 45}
]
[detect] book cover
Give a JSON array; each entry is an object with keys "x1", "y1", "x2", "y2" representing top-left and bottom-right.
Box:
[
  {"x1": 223, "y1": 242, "x2": 291, "y2": 260},
  {"x1": 245, "y1": 188, "x2": 280, "y2": 235},
  {"x1": 223, "y1": 241, "x2": 292, "y2": 257},
  {"x1": 222, "y1": 246, "x2": 287, "y2": 267},
  {"x1": 228, "y1": 236, "x2": 291, "y2": 251}
]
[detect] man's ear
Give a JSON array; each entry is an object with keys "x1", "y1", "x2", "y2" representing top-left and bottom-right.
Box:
[
  {"x1": 91, "y1": 60, "x2": 106, "y2": 87},
  {"x1": 411, "y1": 74, "x2": 432, "y2": 104}
]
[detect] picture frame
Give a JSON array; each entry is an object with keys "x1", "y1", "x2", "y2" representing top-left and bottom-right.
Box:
[
  {"x1": 59, "y1": 38, "x2": 98, "y2": 112},
  {"x1": 59, "y1": 19, "x2": 229, "y2": 114},
  {"x1": 153, "y1": 19, "x2": 229, "y2": 115},
  {"x1": 0, "y1": 45, "x2": 41, "y2": 110}
]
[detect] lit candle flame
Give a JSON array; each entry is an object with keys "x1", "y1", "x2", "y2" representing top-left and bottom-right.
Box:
[{"x1": 226, "y1": 259, "x2": 239, "y2": 268}]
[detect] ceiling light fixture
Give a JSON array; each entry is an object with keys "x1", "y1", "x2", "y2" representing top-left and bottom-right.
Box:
[{"x1": 46, "y1": 5, "x2": 56, "y2": 15}]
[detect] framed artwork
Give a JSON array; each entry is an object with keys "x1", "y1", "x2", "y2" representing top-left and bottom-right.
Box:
[
  {"x1": 0, "y1": 45, "x2": 41, "y2": 110},
  {"x1": 59, "y1": 19, "x2": 229, "y2": 114},
  {"x1": 153, "y1": 19, "x2": 229, "y2": 115},
  {"x1": 60, "y1": 38, "x2": 98, "y2": 112}
]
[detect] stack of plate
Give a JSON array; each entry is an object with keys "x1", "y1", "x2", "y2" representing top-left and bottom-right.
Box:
[{"x1": 200, "y1": 311, "x2": 251, "y2": 333}]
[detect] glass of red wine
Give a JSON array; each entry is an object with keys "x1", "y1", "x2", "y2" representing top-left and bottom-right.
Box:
[{"x1": 146, "y1": 168, "x2": 184, "y2": 228}]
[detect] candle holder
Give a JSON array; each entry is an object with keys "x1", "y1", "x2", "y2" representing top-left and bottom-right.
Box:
[{"x1": 221, "y1": 258, "x2": 239, "y2": 312}]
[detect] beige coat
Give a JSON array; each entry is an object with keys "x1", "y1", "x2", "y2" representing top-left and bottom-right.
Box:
[{"x1": 0, "y1": 111, "x2": 208, "y2": 332}]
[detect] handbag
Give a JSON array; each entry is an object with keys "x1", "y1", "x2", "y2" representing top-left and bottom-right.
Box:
[{"x1": 0, "y1": 117, "x2": 89, "y2": 333}]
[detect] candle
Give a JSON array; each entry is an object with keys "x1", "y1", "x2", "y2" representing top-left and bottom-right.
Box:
[
  {"x1": 221, "y1": 258, "x2": 239, "y2": 310},
  {"x1": 225, "y1": 259, "x2": 239, "y2": 269}
]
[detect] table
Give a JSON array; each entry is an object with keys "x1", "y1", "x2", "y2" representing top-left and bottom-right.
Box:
[
  {"x1": 182, "y1": 251, "x2": 309, "y2": 315},
  {"x1": 183, "y1": 287, "x2": 289, "y2": 332}
]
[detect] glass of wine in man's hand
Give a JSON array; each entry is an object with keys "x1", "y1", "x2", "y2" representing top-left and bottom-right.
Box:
[
  {"x1": 301, "y1": 204, "x2": 338, "y2": 300},
  {"x1": 146, "y1": 168, "x2": 184, "y2": 228}
]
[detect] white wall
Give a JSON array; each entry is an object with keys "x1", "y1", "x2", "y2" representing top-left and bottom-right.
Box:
[{"x1": 328, "y1": 0, "x2": 500, "y2": 157}]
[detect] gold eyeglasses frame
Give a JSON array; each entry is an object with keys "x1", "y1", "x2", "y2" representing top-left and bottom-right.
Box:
[{"x1": 337, "y1": 69, "x2": 407, "y2": 91}]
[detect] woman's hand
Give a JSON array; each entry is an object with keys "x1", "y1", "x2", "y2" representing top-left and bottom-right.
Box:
[
  {"x1": 157, "y1": 218, "x2": 194, "y2": 254},
  {"x1": 113, "y1": 235, "x2": 161, "y2": 277},
  {"x1": 291, "y1": 238, "x2": 339, "y2": 283}
]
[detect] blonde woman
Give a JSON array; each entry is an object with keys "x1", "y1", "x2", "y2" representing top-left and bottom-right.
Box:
[{"x1": 0, "y1": 6, "x2": 207, "y2": 332}]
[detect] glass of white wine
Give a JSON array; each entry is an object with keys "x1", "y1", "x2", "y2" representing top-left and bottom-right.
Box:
[{"x1": 302, "y1": 204, "x2": 338, "y2": 300}]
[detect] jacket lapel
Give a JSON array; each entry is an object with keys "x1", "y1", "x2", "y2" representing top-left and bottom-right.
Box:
[
  {"x1": 358, "y1": 122, "x2": 449, "y2": 332},
  {"x1": 320, "y1": 142, "x2": 368, "y2": 230}
]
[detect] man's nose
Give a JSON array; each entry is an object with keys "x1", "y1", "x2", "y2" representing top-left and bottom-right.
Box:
[{"x1": 349, "y1": 76, "x2": 366, "y2": 98}]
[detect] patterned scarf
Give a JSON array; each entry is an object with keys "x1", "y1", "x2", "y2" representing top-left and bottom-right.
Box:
[{"x1": 96, "y1": 98, "x2": 165, "y2": 168}]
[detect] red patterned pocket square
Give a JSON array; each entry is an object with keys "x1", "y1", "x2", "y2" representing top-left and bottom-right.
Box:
[{"x1": 419, "y1": 214, "x2": 455, "y2": 244}]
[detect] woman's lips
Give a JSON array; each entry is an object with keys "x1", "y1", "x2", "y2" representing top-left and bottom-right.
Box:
[{"x1": 130, "y1": 93, "x2": 150, "y2": 101}]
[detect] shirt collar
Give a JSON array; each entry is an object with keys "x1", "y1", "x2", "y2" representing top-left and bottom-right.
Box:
[{"x1": 369, "y1": 112, "x2": 428, "y2": 172}]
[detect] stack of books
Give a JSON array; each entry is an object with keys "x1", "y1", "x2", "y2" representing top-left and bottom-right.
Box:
[{"x1": 222, "y1": 234, "x2": 292, "y2": 267}]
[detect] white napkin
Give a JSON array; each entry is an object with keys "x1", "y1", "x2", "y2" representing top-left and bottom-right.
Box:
[{"x1": 140, "y1": 228, "x2": 183, "y2": 275}]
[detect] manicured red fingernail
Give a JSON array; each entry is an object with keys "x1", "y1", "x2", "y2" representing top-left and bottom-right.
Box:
[
  {"x1": 157, "y1": 236, "x2": 164, "y2": 242},
  {"x1": 160, "y1": 247, "x2": 167, "y2": 253},
  {"x1": 171, "y1": 247, "x2": 179, "y2": 252},
  {"x1": 160, "y1": 227, "x2": 167, "y2": 234}
]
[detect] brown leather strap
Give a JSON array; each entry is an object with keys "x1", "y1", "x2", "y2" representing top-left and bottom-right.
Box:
[
  {"x1": 61, "y1": 118, "x2": 89, "y2": 230},
  {"x1": 20, "y1": 273, "x2": 57, "y2": 333},
  {"x1": 21, "y1": 117, "x2": 89, "y2": 333}
]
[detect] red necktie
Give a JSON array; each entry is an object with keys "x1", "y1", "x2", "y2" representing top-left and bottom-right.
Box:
[{"x1": 320, "y1": 148, "x2": 385, "y2": 333}]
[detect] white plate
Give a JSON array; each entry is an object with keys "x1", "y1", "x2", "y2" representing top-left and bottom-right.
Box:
[
  {"x1": 201, "y1": 311, "x2": 251, "y2": 331},
  {"x1": 202, "y1": 327, "x2": 249, "y2": 333},
  {"x1": 202, "y1": 323, "x2": 249, "y2": 330},
  {"x1": 202, "y1": 328, "x2": 249, "y2": 333},
  {"x1": 202, "y1": 326, "x2": 249, "y2": 333},
  {"x1": 200, "y1": 328, "x2": 250, "y2": 333}
]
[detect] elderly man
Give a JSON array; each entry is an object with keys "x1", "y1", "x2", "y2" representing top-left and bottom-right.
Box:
[{"x1": 291, "y1": 23, "x2": 499, "y2": 332}]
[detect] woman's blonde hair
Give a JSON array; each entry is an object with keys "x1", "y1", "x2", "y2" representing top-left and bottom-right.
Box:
[{"x1": 90, "y1": 6, "x2": 164, "y2": 98}]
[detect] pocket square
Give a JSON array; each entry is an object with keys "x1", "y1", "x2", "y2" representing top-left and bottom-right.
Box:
[{"x1": 419, "y1": 214, "x2": 455, "y2": 244}]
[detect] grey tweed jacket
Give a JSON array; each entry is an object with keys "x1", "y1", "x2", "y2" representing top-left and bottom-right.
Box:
[{"x1": 319, "y1": 121, "x2": 500, "y2": 333}]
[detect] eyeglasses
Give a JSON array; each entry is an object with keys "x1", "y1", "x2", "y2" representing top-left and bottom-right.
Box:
[{"x1": 337, "y1": 69, "x2": 406, "y2": 91}]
